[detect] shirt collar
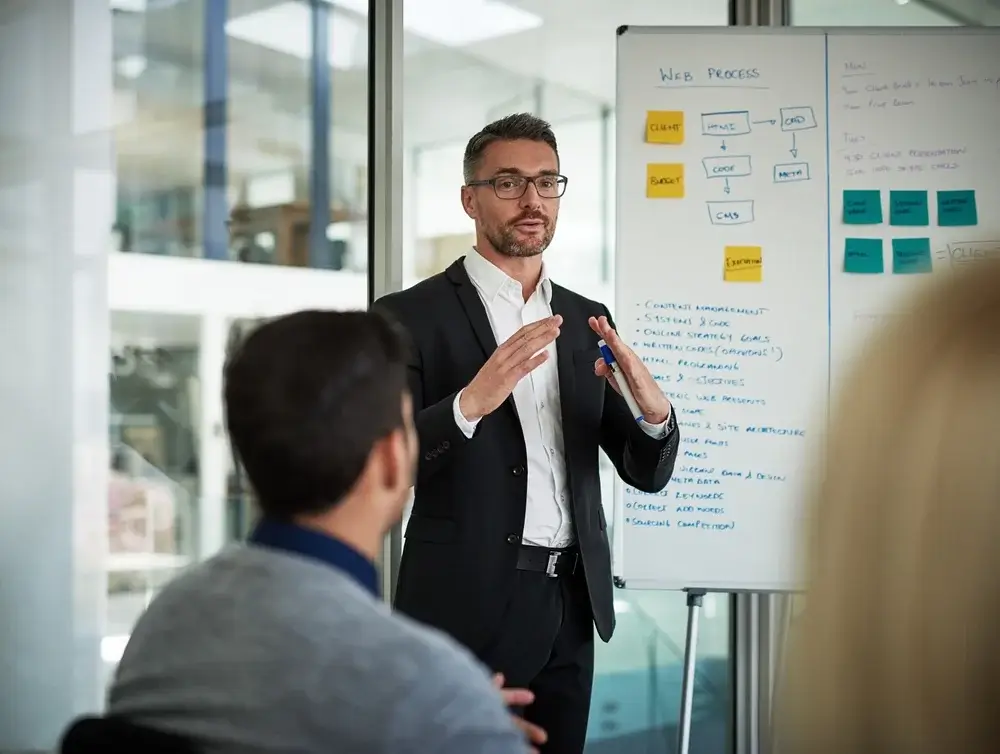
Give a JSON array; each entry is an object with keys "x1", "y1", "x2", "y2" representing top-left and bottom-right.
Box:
[
  {"x1": 464, "y1": 248, "x2": 552, "y2": 304},
  {"x1": 248, "y1": 518, "x2": 379, "y2": 597}
]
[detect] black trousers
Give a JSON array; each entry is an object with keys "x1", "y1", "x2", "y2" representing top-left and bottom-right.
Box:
[{"x1": 478, "y1": 559, "x2": 595, "y2": 754}]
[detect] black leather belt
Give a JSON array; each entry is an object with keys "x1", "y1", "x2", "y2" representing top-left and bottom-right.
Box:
[{"x1": 517, "y1": 544, "x2": 579, "y2": 578}]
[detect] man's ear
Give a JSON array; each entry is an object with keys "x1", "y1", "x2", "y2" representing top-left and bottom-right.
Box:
[
  {"x1": 460, "y1": 186, "x2": 477, "y2": 220},
  {"x1": 380, "y1": 427, "x2": 408, "y2": 492}
]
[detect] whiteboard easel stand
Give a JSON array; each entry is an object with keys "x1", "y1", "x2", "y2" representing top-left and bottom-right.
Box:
[{"x1": 677, "y1": 588, "x2": 707, "y2": 754}]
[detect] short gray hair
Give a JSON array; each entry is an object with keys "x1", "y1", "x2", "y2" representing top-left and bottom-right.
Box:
[{"x1": 463, "y1": 113, "x2": 559, "y2": 184}]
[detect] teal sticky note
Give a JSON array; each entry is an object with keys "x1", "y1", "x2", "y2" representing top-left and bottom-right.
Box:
[
  {"x1": 843, "y1": 190, "x2": 882, "y2": 224},
  {"x1": 892, "y1": 238, "x2": 932, "y2": 274},
  {"x1": 889, "y1": 190, "x2": 929, "y2": 226},
  {"x1": 937, "y1": 190, "x2": 978, "y2": 226},
  {"x1": 844, "y1": 238, "x2": 884, "y2": 274}
]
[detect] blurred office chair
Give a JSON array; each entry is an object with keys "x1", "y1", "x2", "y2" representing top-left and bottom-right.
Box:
[{"x1": 60, "y1": 715, "x2": 201, "y2": 754}]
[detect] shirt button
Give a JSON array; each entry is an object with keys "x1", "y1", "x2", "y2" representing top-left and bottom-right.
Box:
[
  {"x1": 506, "y1": 534, "x2": 519, "y2": 545},
  {"x1": 511, "y1": 465, "x2": 525, "y2": 476}
]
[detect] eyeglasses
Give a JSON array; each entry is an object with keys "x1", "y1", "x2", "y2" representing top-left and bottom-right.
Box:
[{"x1": 467, "y1": 174, "x2": 568, "y2": 200}]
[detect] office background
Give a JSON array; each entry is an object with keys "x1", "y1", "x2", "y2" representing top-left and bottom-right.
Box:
[{"x1": 0, "y1": 0, "x2": 977, "y2": 752}]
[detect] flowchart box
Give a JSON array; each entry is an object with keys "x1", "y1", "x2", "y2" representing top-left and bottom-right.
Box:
[
  {"x1": 707, "y1": 200, "x2": 755, "y2": 225},
  {"x1": 773, "y1": 162, "x2": 810, "y2": 183},
  {"x1": 701, "y1": 110, "x2": 751, "y2": 137},
  {"x1": 702, "y1": 155, "x2": 752, "y2": 179},
  {"x1": 779, "y1": 106, "x2": 817, "y2": 131}
]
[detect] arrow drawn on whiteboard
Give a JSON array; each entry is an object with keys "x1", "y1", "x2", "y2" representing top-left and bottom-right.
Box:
[
  {"x1": 789, "y1": 132, "x2": 798, "y2": 159},
  {"x1": 723, "y1": 178, "x2": 731, "y2": 195},
  {"x1": 720, "y1": 140, "x2": 727, "y2": 151},
  {"x1": 752, "y1": 118, "x2": 776, "y2": 125}
]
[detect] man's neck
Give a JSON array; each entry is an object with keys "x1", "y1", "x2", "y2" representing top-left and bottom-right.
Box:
[
  {"x1": 474, "y1": 243, "x2": 543, "y2": 300},
  {"x1": 293, "y1": 507, "x2": 383, "y2": 562}
]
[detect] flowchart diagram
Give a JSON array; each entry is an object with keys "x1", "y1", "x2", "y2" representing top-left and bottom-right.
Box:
[
  {"x1": 642, "y1": 104, "x2": 819, "y2": 283},
  {"x1": 699, "y1": 106, "x2": 816, "y2": 226}
]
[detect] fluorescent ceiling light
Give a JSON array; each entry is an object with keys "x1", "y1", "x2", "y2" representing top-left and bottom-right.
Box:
[
  {"x1": 110, "y1": 0, "x2": 147, "y2": 10},
  {"x1": 226, "y1": 2, "x2": 365, "y2": 69},
  {"x1": 335, "y1": 0, "x2": 541, "y2": 46}
]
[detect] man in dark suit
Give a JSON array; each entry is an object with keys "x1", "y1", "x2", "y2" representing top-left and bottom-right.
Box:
[{"x1": 374, "y1": 113, "x2": 679, "y2": 753}]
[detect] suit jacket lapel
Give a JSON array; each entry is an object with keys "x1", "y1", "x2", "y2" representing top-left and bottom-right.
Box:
[
  {"x1": 447, "y1": 258, "x2": 498, "y2": 359},
  {"x1": 549, "y1": 284, "x2": 577, "y2": 460},
  {"x1": 446, "y1": 257, "x2": 519, "y2": 422}
]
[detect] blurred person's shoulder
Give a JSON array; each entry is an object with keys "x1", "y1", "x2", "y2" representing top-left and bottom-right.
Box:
[
  {"x1": 373, "y1": 609, "x2": 530, "y2": 754},
  {"x1": 113, "y1": 545, "x2": 528, "y2": 753}
]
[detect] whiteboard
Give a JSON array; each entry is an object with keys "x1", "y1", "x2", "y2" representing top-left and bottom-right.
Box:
[{"x1": 613, "y1": 27, "x2": 1000, "y2": 592}]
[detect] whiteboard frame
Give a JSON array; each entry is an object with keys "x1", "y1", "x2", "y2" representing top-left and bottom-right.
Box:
[{"x1": 611, "y1": 24, "x2": 1000, "y2": 593}]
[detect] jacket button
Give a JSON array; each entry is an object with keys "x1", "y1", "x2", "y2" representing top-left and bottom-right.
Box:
[
  {"x1": 441, "y1": 440, "x2": 450, "y2": 450},
  {"x1": 506, "y1": 534, "x2": 519, "y2": 545},
  {"x1": 511, "y1": 465, "x2": 525, "y2": 476}
]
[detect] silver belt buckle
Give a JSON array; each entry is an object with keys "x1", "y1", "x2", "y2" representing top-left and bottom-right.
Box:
[{"x1": 545, "y1": 551, "x2": 559, "y2": 578}]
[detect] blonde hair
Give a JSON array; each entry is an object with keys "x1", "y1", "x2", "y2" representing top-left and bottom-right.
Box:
[{"x1": 776, "y1": 259, "x2": 1000, "y2": 754}]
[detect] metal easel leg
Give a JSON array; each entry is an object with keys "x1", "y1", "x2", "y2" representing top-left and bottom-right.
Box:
[{"x1": 677, "y1": 589, "x2": 706, "y2": 754}]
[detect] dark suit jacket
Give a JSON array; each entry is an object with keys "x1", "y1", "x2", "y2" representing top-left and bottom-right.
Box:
[{"x1": 374, "y1": 258, "x2": 679, "y2": 652}]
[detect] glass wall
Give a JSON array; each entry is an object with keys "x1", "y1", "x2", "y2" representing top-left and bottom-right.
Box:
[
  {"x1": 105, "y1": 0, "x2": 370, "y2": 685},
  {"x1": 399, "y1": 2, "x2": 732, "y2": 752}
]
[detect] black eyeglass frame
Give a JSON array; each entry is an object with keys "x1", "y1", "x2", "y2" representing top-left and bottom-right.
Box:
[{"x1": 466, "y1": 174, "x2": 569, "y2": 200}]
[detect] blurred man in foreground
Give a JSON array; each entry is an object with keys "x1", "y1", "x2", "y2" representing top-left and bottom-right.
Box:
[
  {"x1": 108, "y1": 309, "x2": 544, "y2": 754},
  {"x1": 777, "y1": 260, "x2": 1000, "y2": 754}
]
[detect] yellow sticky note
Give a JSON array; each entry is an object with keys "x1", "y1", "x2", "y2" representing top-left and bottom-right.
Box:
[
  {"x1": 647, "y1": 163, "x2": 685, "y2": 199},
  {"x1": 724, "y1": 246, "x2": 762, "y2": 282},
  {"x1": 646, "y1": 110, "x2": 685, "y2": 144}
]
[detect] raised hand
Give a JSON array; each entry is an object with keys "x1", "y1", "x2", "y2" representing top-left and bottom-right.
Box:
[
  {"x1": 459, "y1": 316, "x2": 562, "y2": 422},
  {"x1": 589, "y1": 315, "x2": 671, "y2": 424}
]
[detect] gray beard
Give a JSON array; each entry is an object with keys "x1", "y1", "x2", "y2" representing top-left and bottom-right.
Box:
[{"x1": 486, "y1": 224, "x2": 553, "y2": 258}]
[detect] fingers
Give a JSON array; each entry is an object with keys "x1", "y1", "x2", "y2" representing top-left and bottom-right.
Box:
[
  {"x1": 516, "y1": 350, "x2": 549, "y2": 378},
  {"x1": 500, "y1": 687, "x2": 535, "y2": 706},
  {"x1": 513, "y1": 717, "x2": 548, "y2": 747},
  {"x1": 592, "y1": 315, "x2": 642, "y2": 378},
  {"x1": 499, "y1": 316, "x2": 561, "y2": 359},
  {"x1": 502, "y1": 320, "x2": 561, "y2": 371},
  {"x1": 492, "y1": 673, "x2": 505, "y2": 689}
]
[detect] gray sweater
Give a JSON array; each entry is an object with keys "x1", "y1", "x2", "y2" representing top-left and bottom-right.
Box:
[{"x1": 108, "y1": 545, "x2": 528, "y2": 754}]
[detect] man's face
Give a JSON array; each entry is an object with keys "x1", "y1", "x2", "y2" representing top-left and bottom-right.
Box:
[{"x1": 462, "y1": 139, "x2": 561, "y2": 258}]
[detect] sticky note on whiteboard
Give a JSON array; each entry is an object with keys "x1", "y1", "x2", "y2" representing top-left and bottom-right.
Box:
[
  {"x1": 724, "y1": 246, "x2": 762, "y2": 282},
  {"x1": 892, "y1": 238, "x2": 932, "y2": 274},
  {"x1": 889, "y1": 190, "x2": 929, "y2": 226},
  {"x1": 646, "y1": 111, "x2": 684, "y2": 144},
  {"x1": 844, "y1": 238, "x2": 884, "y2": 274},
  {"x1": 937, "y1": 190, "x2": 978, "y2": 226},
  {"x1": 647, "y1": 163, "x2": 685, "y2": 198},
  {"x1": 843, "y1": 190, "x2": 883, "y2": 224}
]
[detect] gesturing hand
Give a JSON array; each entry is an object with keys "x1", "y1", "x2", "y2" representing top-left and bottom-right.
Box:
[
  {"x1": 459, "y1": 316, "x2": 562, "y2": 422},
  {"x1": 589, "y1": 315, "x2": 672, "y2": 425},
  {"x1": 493, "y1": 673, "x2": 547, "y2": 753}
]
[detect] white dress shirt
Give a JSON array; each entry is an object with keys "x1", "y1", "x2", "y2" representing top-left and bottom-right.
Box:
[{"x1": 453, "y1": 250, "x2": 669, "y2": 548}]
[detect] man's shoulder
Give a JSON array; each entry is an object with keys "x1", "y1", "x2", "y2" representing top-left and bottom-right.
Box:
[
  {"x1": 379, "y1": 614, "x2": 527, "y2": 751},
  {"x1": 384, "y1": 608, "x2": 489, "y2": 678},
  {"x1": 376, "y1": 266, "x2": 456, "y2": 316}
]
